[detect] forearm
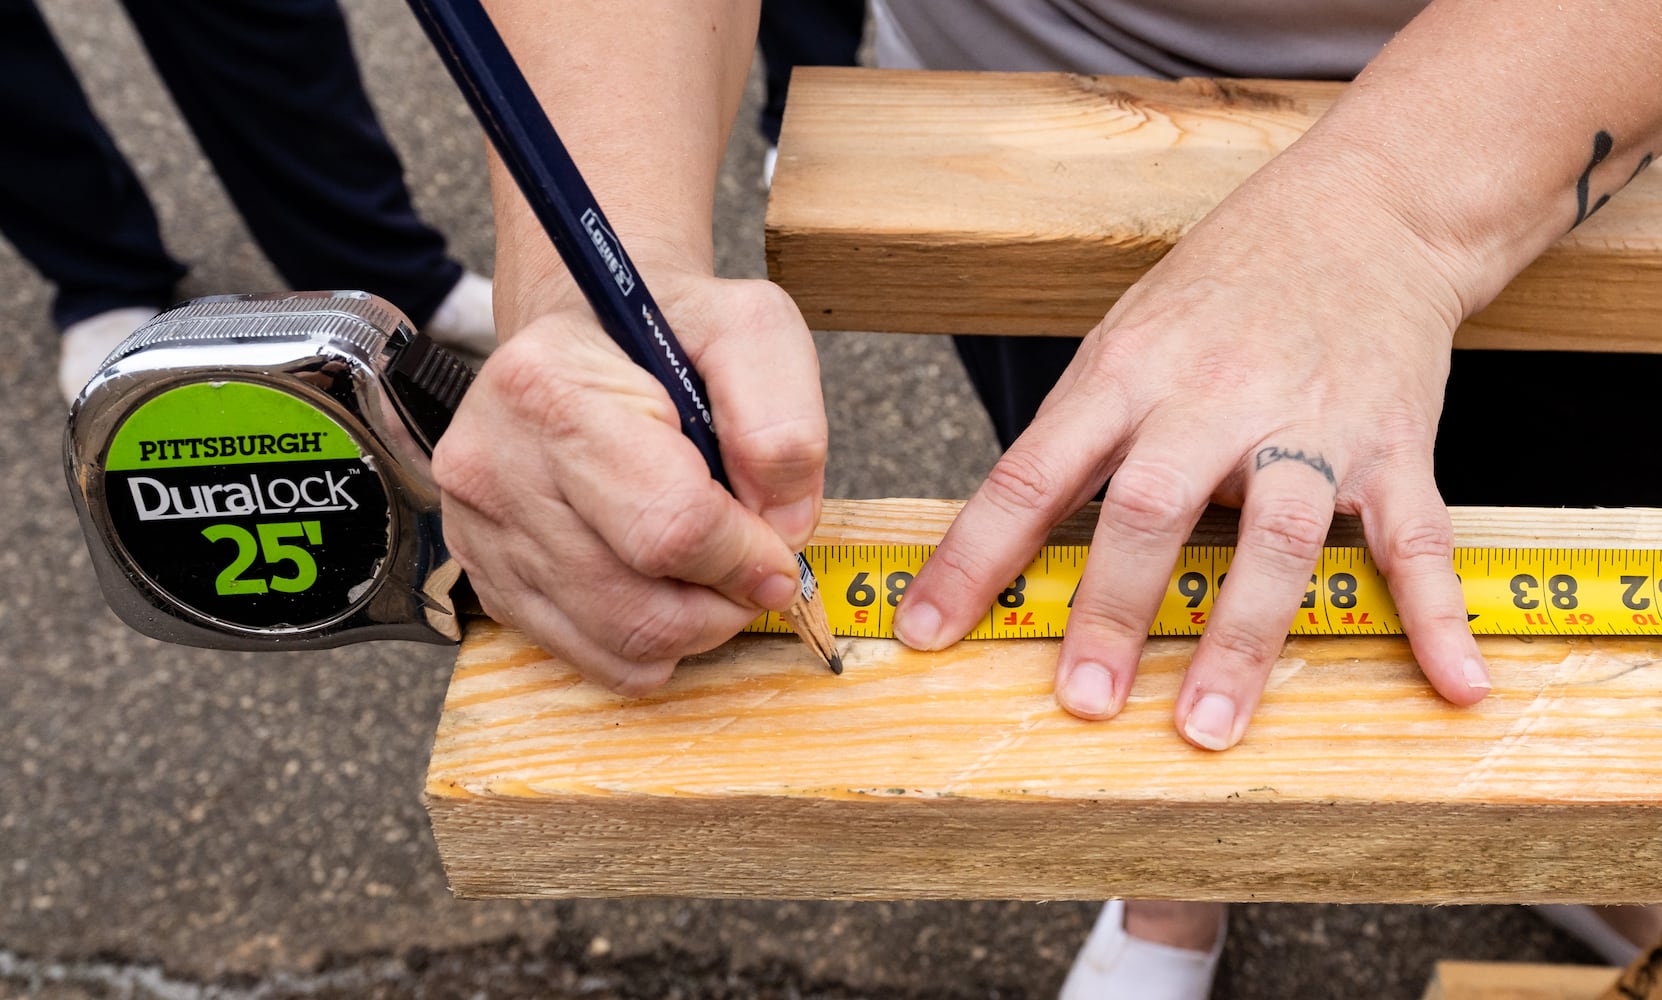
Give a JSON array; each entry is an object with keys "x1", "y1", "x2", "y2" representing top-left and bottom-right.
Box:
[
  {"x1": 1262, "y1": 0, "x2": 1662, "y2": 318},
  {"x1": 482, "y1": 0, "x2": 759, "y2": 329}
]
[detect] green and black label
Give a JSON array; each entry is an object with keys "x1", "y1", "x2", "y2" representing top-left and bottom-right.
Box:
[{"x1": 103, "y1": 382, "x2": 390, "y2": 631}]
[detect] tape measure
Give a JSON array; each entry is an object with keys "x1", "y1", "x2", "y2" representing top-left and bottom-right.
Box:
[
  {"x1": 64, "y1": 292, "x2": 1662, "y2": 651},
  {"x1": 65, "y1": 291, "x2": 471, "y2": 650},
  {"x1": 743, "y1": 544, "x2": 1662, "y2": 639}
]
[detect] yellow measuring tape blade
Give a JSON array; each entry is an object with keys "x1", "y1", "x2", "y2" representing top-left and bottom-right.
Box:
[{"x1": 742, "y1": 545, "x2": 1662, "y2": 638}]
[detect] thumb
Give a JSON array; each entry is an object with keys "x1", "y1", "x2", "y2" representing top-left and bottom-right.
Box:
[{"x1": 691, "y1": 280, "x2": 828, "y2": 549}]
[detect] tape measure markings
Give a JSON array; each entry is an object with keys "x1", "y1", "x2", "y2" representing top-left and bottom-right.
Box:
[{"x1": 743, "y1": 544, "x2": 1662, "y2": 639}]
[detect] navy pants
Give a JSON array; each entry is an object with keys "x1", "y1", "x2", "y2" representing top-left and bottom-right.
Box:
[
  {"x1": 0, "y1": 0, "x2": 459, "y2": 330},
  {"x1": 757, "y1": 0, "x2": 865, "y2": 146},
  {"x1": 954, "y1": 336, "x2": 1662, "y2": 506}
]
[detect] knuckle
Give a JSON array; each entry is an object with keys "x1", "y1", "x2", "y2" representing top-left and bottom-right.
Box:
[
  {"x1": 614, "y1": 600, "x2": 703, "y2": 663},
  {"x1": 922, "y1": 542, "x2": 1001, "y2": 598},
  {"x1": 1065, "y1": 595, "x2": 1148, "y2": 641},
  {"x1": 1240, "y1": 498, "x2": 1329, "y2": 567},
  {"x1": 980, "y1": 449, "x2": 1067, "y2": 520},
  {"x1": 487, "y1": 339, "x2": 591, "y2": 438},
  {"x1": 1381, "y1": 517, "x2": 1456, "y2": 571},
  {"x1": 742, "y1": 278, "x2": 809, "y2": 324},
  {"x1": 432, "y1": 431, "x2": 500, "y2": 516},
  {"x1": 1371, "y1": 403, "x2": 1440, "y2": 449},
  {"x1": 1069, "y1": 349, "x2": 1137, "y2": 411},
  {"x1": 1415, "y1": 603, "x2": 1476, "y2": 632},
  {"x1": 603, "y1": 661, "x2": 677, "y2": 698},
  {"x1": 1102, "y1": 462, "x2": 1198, "y2": 533},
  {"x1": 1203, "y1": 620, "x2": 1279, "y2": 669},
  {"x1": 727, "y1": 412, "x2": 828, "y2": 486},
  {"x1": 470, "y1": 581, "x2": 515, "y2": 626},
  {"x1": 1078, "y1": 328, "x2": 1141, "y2": 384},
  {"x1": 620, "y1": 490, "x2": 721, "y2": 579}
]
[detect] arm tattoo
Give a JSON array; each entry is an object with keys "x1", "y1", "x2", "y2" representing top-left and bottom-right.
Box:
[
  {"x1": 1629, "y1": 152, "x2": 1656, "y2": 185},
  {"x1": 1573, "y1": 130, "x2": 1613, "y2": 226},
  {"x1": 1254, "y1": 446, "x2": 1337, "y2": 488},
  {"x1": 1574, "y1": 130, "x2": 1655, "y2": 228}
]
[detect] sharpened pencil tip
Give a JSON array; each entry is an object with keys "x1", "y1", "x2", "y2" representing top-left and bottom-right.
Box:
[{"x1": 829, "y1": 652, "x2": 844, "y2": 676}]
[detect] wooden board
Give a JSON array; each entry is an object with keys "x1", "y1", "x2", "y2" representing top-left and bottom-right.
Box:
[
  {"x1": 1421, "y1": 961, "x2": 1619, "y2": 1000},
  {"x1": 765, "y1": 69, "x2": 1662, "y2": 352},
  {"x1": 427, "y1": 500, "x2": 1662, "y2": 901}
]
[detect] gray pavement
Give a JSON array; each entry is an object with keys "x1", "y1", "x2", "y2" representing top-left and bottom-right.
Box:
[{"x1": 0, "y1": 1, "x2": 1613, "y2": 997}]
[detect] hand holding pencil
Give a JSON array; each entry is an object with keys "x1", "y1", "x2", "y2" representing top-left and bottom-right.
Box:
[
  {"x1": 433, "y1": 272, "x2": 831, "y2": 692},
  {"x1": 413, "y1": 0, "x2": 834, "y2": 693}
]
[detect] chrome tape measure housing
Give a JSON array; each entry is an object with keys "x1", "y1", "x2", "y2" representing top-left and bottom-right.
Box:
[{"x1": 65, "y1": 291, "x2": 464, "y2": 650}]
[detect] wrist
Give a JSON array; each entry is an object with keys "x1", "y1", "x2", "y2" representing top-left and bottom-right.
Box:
[
  {"x1": 1286, "y1": 127, "x2": 1556, "y2": 324},
  {"x1": 487, "y1": 146, "x2": 717, "y2": 337},
  {"x1": 490, "y1": 223, "x2": 716, "y2": 346},
  {"x1": 491, "y1": 239, "x2": 719, "y2": 351},
  {"x1": 1191, "y1": 138, "x2": 1471, "y2": 344}
]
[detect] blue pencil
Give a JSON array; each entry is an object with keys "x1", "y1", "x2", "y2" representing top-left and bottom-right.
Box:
[{"x1": 406, "y1": 0, "x2": 841, "y2": 673}]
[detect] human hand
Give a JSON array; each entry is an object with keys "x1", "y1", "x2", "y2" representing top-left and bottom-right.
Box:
[
  {"x1": 432, "y1": 271, "x2": 827, "y2": 695},
  {"x1": 894, "y1": 151, "x2": 1494, "y2": 749}
]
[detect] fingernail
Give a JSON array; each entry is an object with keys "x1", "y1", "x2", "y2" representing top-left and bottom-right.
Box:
[
  {"x1": 1184, "y1": 692, "x2": 1238, "y2": 751},
  {"x1": 750, "y1": 572, "x2": 800, "y2": 610},
  {"x1": 1058, "y1": 661, "x2": 1117, "y2": 718},
  {"x1": 761, "y1": 497, "x2": 817, "y2": 548},
  {"x1": 893, "y1": 600, "x2": 942, "y2": 650},
  {"x1": 1462, "y1": 656, "x2": 1493, "y2": 691}
]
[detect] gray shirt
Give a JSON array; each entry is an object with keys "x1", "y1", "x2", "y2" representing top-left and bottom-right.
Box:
[{"x1": 873, "y1": 0, "x2": 1430, "y2": 79}]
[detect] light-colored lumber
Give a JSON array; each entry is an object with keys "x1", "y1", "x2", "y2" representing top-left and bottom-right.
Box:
[
  {"x1": 1421, "y1": 961, "x2": 1619, "y2": 1000},
  {"x1": 765, "y1": 69, "x2": 1662, "y2": 352},
  {"x1": 427, "y1": 499, "x2": 1662, "y2": 901},
  {"x1": 1598, "y1": 944, "x2": 1662, "y2": 1000}
]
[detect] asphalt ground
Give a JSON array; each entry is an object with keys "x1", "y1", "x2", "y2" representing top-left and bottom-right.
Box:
[{"x1": 0, "y1": 1, "x2": 1618, "y2": 996}]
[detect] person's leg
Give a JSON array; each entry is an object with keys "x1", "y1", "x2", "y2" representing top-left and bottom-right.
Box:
[
  {"x1": 1061, "y1": 900, "x2": 1226, "y2": 1000},
  {"x1": 951, "y1": 333, "x2": 1082, "y2": 450},
  {"x1": 1593, "y1": 906, "x2": 1662, "y2": 951},
  {"x1": 0, "y1": 0, "x2": 184, "y2": 330},
  {"x1": 756, "y1": 0, "x2": 864, "y2": 185},
  {"x1": 1437, "y1": 349, "x2": 1662, "y2": 506},
  {"x1": 1123, "y1": 900, "x2": 1228, "y2": 950},
  {"x1": 757, "y1": 0, "x2": 866, "y2": 145},
  {"x1": 116, "y1": 0, "x2": 463, "y2": 328}
]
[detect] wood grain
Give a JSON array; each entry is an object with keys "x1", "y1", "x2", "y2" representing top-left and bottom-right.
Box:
[
  {"x1": 765, "y1": 69, "x2": 1662, "y2": 351},
  {"x1": 1599, "y1": 943, "x2": 1662, "y2": 1000},
  {"x1": 1421, "y1": 962, "x2": 1619, "y2": 1000},
  {"x1": 427, "y1": 500, "x2": 1662, "y2": 901}
]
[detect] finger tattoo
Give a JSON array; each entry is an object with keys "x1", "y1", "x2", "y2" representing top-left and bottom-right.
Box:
[{"x1": 1254, "y1": 446, "x2": 1337, "y2": 488}]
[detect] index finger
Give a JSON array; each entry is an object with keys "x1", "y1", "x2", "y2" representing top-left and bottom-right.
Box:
[{"x1": 897, "y1": 394, "x2": 1131, "y2": 650}]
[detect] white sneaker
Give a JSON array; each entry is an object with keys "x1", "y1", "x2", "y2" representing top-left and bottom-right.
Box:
[
  {"x1": 1059, "y1": 900, "x2": 1226, "y2": 1000},
  {"x1": 763, "y1": 144, "x2": 779, "y2": 189},
  {"x1": 59, "y1": 306, "x2": 160, "y2": 405},
  {"x1": 423, "y1": 270, "x2": 496, "y2": 357}
]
